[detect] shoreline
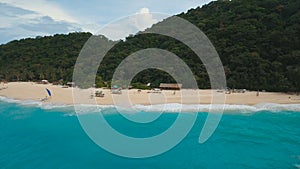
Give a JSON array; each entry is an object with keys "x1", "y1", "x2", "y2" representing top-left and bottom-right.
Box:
[
  {"x1": 0, "y1": 82, "x2": 299, "y2": 107},
  {"x1": 1, "y1": 95, "x2": 300, "y2": 113}
]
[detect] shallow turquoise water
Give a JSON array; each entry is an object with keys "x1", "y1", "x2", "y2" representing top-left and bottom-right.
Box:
[{"x1": 0, "y1": 101, "x2": 300, "y2": 169}]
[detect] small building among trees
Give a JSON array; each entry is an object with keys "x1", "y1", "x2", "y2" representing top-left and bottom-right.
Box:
[
  {"x1": 67, "y1": 82, "x2": 75, "y2": 87},
  {"x1": 159, "y1": 83, "x2": 182, "y2": 90}
]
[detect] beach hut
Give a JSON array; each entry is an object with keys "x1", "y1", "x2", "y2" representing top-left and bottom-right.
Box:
[
  {"x1": 159, "y1": 83, "x2": 182, "y2": 90},
  {"x1": 67, "y1": 82, "x2": 75, "y2": 87}
]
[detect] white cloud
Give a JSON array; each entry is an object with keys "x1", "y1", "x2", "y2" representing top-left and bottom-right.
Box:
[
  {"x1": 99, "y1": 7, "x2": 166, "y2": 40},
  {"x1": 0, "y1": 2, "x2": 82, "y2": 44},
  {"x1": 0, "y1": 0, "x2": 213, "y2": 44},
  {"x1": 0, "y1": 0, "x2": 78, "y2": 23},
  {"x1": 139, "y1": 7, "x2": 150, "y2": 14},
  {"x1": 0, "y1": 0, "x2": 102, "y2": 42},
  {"x1": 133, "y1": 7, "x2": 158, "y2": 31}
]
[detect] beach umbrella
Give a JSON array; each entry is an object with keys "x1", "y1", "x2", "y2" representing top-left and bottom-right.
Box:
[{"x1": 46, "y1": 88, "x2": 52, "y2": 97}]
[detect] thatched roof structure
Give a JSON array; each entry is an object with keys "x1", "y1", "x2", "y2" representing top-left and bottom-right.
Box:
[{"x1": 159, "y1": 83, "x2": 182, "y2": 90}]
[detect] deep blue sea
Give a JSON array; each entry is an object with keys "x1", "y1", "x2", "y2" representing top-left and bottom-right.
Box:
[{"x1": 0, "y1": 100, "x2": 300, "y2": 169}]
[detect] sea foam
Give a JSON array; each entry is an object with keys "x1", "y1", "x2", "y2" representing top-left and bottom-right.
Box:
[
  {"x1": 0, "y1": 96, "x2": 299, "y2": 113},
  {"x1": 134, "y1": 103, "x2": 300, "y2": 113}
]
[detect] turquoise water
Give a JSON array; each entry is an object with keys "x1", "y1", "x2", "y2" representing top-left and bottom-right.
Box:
[{"x1": 0, "y1": 101, "x2": 300, "y2": 169}]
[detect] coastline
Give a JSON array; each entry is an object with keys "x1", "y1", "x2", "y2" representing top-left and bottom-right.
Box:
[{"x1": 0, "y1": 82, "x2": 299, "y2": 108}]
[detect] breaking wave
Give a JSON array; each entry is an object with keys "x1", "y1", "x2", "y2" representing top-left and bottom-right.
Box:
[{"x1": 0, "y1": 96, "x2": 299, "y2": 114}]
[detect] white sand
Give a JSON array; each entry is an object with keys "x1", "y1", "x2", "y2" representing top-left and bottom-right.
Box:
[{"x1": 0, "y1": 82, "x2": 299, "y2": 105}]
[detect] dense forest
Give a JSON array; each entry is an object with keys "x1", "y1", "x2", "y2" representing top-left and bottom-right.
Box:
[{"x1": 0, "y1": 0, "x2": 299, "y2": 92}]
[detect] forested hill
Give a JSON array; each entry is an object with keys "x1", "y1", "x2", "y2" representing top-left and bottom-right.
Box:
[
  {"x1": 0, "y1": 0, "x2": 299, "y2": 92},
  {"x1": 0, "y1": 32, "x2": 92, "y2": 83}
]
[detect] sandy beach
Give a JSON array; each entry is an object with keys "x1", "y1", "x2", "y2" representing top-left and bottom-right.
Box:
[{"x1": 0, "y1": 82, "x2": 299, "y2": 105}]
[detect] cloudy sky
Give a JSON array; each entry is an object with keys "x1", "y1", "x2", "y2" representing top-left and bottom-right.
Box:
[{"x1": 0, "y1": 0, "x2": 212, "y2": 44}]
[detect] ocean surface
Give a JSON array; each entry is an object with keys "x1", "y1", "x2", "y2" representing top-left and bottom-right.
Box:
[{"x1": 0, "y1": 98, "x2": 300, "y2": 169}]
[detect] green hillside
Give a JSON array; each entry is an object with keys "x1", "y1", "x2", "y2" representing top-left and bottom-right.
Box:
[
  {"x1": 0, "y1": 32, "x2": 92, "y2": 83},
  {"x1": 0, "y1": 0, "x2": 299, "y2": 92}
]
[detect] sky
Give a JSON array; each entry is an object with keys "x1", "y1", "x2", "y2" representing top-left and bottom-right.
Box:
[{"x1": 0, "y1": 0, "x2": 213, "y2": 44}]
